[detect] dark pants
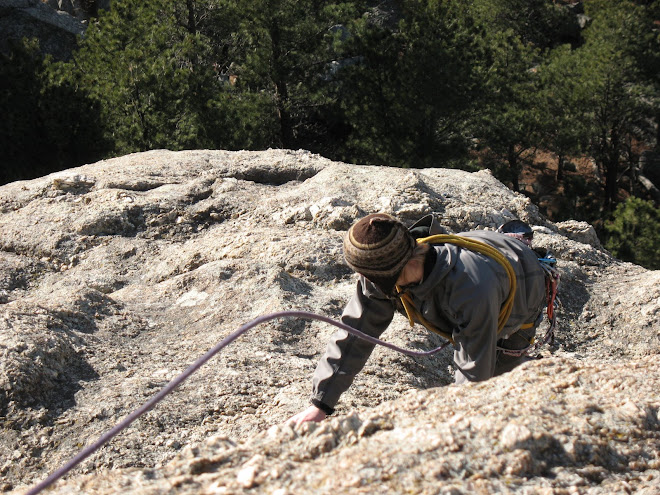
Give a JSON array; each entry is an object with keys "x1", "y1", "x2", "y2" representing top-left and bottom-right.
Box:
[{"x1": 494, "y1": 326, "x2": 538, "y2": 377}]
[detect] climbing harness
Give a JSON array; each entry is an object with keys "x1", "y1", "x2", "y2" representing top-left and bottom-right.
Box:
[
  {"x1": 24, "y1": 310, "x2": 451, "y2": 495},
  {"x1": 396, "y1": 234, "x2": 518, "y2": 344},
  {"x1": 497, "y1": 256, "x2": 561, "y2": 358}
]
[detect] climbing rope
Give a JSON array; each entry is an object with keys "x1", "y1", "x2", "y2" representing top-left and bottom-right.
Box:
[
  {"x1": 397, "y1": 235, "x2": 560, "y2": 359},
  {"x1": 25, "y1": 310, "x2": 451, "y2": 495},
  {"x1": 396, "y1": 234, "x2": 518, "y2": 341}
]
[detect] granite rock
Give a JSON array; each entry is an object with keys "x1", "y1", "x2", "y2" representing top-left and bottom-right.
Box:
[{"x1": 1, "y1": 149, "x2": 657, "y2": 494}]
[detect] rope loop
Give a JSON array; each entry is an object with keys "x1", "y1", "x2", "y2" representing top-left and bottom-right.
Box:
[
  {"x1": 25, "y1": 311, "x2": 450, "y2": 495},
  {"x1": 396, "y1": 235, "x2": 517, "y2": 338}
]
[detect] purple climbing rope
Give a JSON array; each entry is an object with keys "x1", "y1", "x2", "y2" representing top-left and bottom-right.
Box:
[{"x1": 25, "y1": 310, "x2": 450, "y2": 495}]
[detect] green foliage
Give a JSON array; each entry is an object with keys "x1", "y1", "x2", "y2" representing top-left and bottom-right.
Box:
[
  {"x1": 466, "y1": 0, "x2": 588, "y2": 191},
  {"x1": 59, "y1": 0, "x2": 233, "y2": 154},
  {"x1": 578, "y1": 0, "x2": 658, "y2": 209},
  {"x1": 51, "y1": 0, "x2": 364, "y2": 156},
  {"x1": 334, "y1": 0, "x2": 487, "y2": 167},
  {"x1": 0, "y1": 38, "x2": 107, "y2": 185},
  {"x1": 2, "y1": 0, "x2": 658, "y2": 235},
  {"x1": 471, "y1": 31, "x2": 542, "y2": 191},
  {"x1": 229, "y1": 0, "x2": 363, "y2": 150},
  {"x1": 523, "y1": 0, "x2": 660, "y2": 211},
  {"x1": 471, "y1": 0, "x2": 580, "y2": 49},
  {"x1": 537, "y1": 44, "x2": 591, "y2": 179},
  {"x1": 605, "y1": 197, "x2": 660, "y2": 269}
]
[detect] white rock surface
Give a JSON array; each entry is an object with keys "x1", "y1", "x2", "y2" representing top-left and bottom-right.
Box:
[{"x1": 1, "y1": 149, "x2": 658, "y2": 494}]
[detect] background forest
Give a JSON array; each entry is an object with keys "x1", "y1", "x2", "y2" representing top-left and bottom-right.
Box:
[{"x1": 1, "y1": 0, "x2": 659, "y2": 268}]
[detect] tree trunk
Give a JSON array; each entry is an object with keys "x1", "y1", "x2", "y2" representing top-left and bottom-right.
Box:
[
  {"x1": 269, "y1": 20, "x2": 294, "y2": 149},
  {"x1": 508, "y1": 143, "x2": 520, "y2": 192},
  {"x1": 604, "y1": 159, "x2": 619, "y2": 210},
  {"x1": 604, "y1": 127, "x2": 621, "y2": 211},
  {"x1": 185, "y1": 0, "x2": 197, "y2": 35},
  {"x1": 556, "y1": 154, "x2": 564, "y2": 182}
]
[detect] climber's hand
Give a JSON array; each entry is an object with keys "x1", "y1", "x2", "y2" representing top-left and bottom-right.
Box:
[{"x1": 286, "y1": 405, "x2": 326, "y2": 426}]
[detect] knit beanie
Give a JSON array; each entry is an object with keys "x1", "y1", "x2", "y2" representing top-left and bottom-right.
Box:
[{"x1": 343, "y1": 213, "x2": 416, "y2": 294}]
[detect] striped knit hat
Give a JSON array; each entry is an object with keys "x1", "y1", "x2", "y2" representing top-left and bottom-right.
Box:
[{"x1": 343, "y1": 213, "x2": 416, "y2": 294}]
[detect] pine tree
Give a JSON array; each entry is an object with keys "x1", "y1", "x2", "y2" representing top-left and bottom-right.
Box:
[
  {"x1": 54, "y1": 0, "x2": 367, "y2": 157},
  {"x1": 333, "y1": 0, "x2": 488, "y2": 168},
  {"x1": 58, "y1": 0, "x2": 250, "y2": 154},
  {"x1": 471, "y1": 32, "x2": 542, "y2": 191},
  {"x1": 605, "y1": 196, "x2": 660, "y2": 269},
  {"x1": 464, "y1": 0, "x2": 590, "y2": 192},
  {"x1": 230, "y1": 0, "x2": 364, "y2": 151},
  {"x1": 537, "y1": 44, "x2": 590, "y2": 182},
  {"x1": 470, "y1": 0, "x2": 580, "y2": 50},
  {"x1": 577, "y1": 0, "x2": 658, "y2": 210},
  {"x1": 0, "y1": 38, "x2": 107, "y2": 184}
]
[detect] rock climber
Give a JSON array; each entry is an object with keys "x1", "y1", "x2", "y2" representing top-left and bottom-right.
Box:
[{"x1": 288, "y1": 213, "x2": 547, "y2": 425}]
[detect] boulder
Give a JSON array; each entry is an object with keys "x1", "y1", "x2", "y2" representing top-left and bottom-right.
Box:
[
  {"x1": 1, "y1": 149, "x2": 658, "y2": 494},
  {"x1": 0, "y1": 0, "x2": 84, "y2": 60}
]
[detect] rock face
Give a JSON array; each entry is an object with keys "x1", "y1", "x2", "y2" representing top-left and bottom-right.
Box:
[
  {"x1": 1, "y1": 149, "x2": 658, "y2": 494},
  {"x1": 41, "y1": 0, "x2": 110, "y2": 22},
  {"x1": 0, "y1": 0, "x2": 84, "y2": 60}
]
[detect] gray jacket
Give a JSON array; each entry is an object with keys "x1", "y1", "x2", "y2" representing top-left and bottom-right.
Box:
[{"x1": 311, "y1": 229, "x2": 546, "y2": 412}]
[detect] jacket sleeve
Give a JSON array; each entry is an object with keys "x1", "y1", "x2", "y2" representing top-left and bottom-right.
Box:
[{"x1": 311, "y1": 276, "x2": 395, "y2": 412}]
